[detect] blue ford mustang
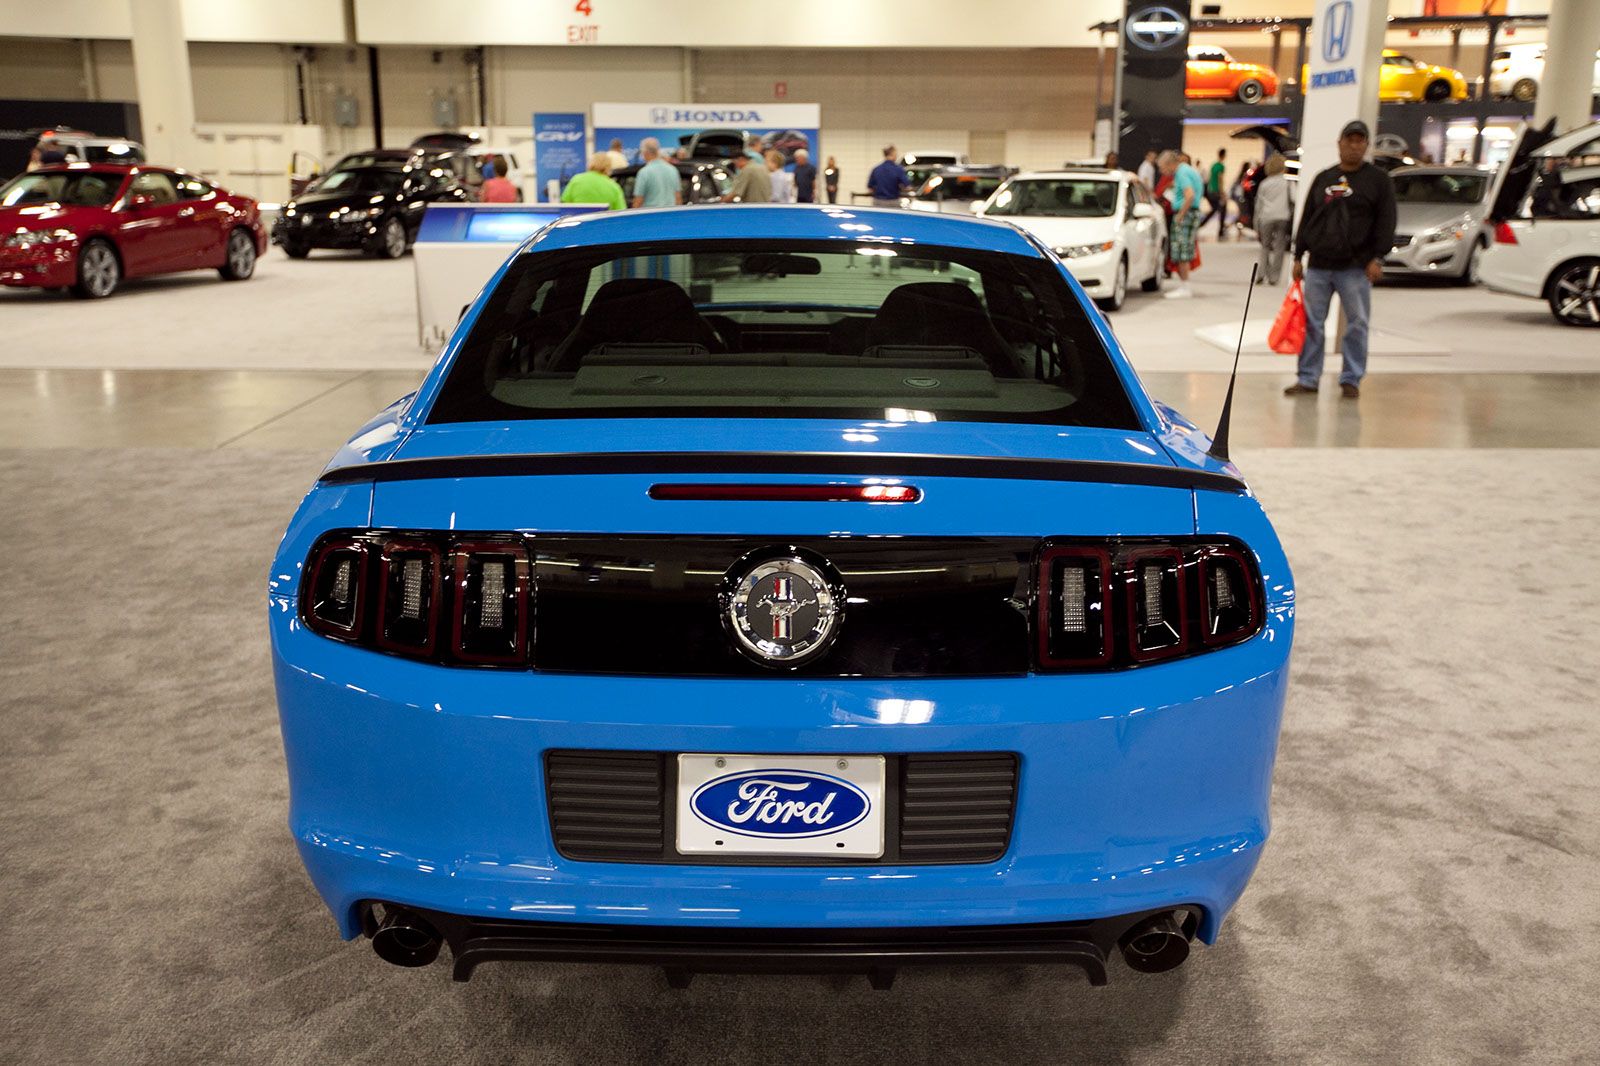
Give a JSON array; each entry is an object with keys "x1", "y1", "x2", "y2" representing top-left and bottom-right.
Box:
[{"x1": 269, "y1": 204, "x2": 1294, "y2": 987}]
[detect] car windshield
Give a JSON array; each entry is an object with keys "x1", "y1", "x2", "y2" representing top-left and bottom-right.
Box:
[
  {"x1": 1392, "y1": 172, "x2": 1487, "y2": 204},
  {"x1": 0, "y1": 171, "x2": 121, "y2": 208},
  {"x1": 429, "y1": 238, "x2": 1138, "y2": 429},
  {"x1": 917, "y1": 174, "x2": 1004, "y2": 202},
  {"x1": 984, "y1": 179, "x2": 1119, "y2": 217},
  {"x1": 307, "y1": 167, "x2": 404, "y2": 195}
]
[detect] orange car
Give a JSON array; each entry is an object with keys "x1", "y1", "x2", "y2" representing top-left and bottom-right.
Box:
[{"x1": 1186, "y1": 46, "x2": 1279, "y2": 104}]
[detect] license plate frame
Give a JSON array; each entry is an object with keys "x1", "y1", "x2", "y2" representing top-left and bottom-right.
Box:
[{"x1": 675, "y1": 753, "x2": 886, "y2": 859}]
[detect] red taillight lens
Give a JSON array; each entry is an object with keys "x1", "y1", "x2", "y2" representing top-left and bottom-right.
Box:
[
  {"x1": 451, "y1": 541, "x2": 531, "y2": 663},
  {"x1": 302, "y1": 537, "x2": 367, "y2": 638},
  {"x1": 1198, "y1": 545, "x2": 1262, "y2": 646},
  {"x1": 1037, "y1": 546, "x2": 1113, "y2": 667},
  {"x1": 1493, "y1": 221, "x2": 1518, "y2": 245},
  {"x1": 1125, "y1": 547, "x2": 1189, "y2": 662},
  {"x1": 1035, "y1": 539, "x2": 1263, "y2": 672},
  {"x1": 302, "y1": 532, "x2": 532, "y2": 666},
  {"x1": 376, "y1": 539, "x2": 443, "y2": 655}
]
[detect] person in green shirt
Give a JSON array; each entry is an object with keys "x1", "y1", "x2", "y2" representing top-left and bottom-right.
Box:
[
  {"x1": 560, "y1": 153, "x2": 626, "y2": 211},
  {"x1": 1200, "y1": 146, "x2": 1229, "y2": 240}
]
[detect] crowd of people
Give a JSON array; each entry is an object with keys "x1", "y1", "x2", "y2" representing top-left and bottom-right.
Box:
[{"x1": 559, "y1": 134, "x2": 842, "y2": 210}]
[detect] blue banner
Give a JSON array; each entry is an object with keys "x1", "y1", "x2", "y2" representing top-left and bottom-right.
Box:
[{"x1": 532, "y1": 112, "x2": 587, "y2": 203}]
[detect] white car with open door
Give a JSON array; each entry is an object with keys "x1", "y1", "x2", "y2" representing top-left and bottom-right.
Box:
[
  {"x1": 1478, "y1": 120, "x2": 1600, "y2": 327},
  {"x1": 975, "y1": 169, "x2": 1166, "y2": 311}
]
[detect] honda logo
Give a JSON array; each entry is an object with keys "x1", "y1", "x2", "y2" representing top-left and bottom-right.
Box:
[{"x1": 1322, "y1": 0, "x2": 1353, "y2": 64}]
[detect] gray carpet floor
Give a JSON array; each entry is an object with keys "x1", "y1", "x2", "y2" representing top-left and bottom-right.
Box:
[{"x1": 3, "y1": 446, "x2": 1597, "y2": 1065}]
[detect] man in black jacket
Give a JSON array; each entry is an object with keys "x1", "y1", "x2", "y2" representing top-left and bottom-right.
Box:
[{"x1": 1284, "y1": 120, "x2": 1397, "y2": 400}]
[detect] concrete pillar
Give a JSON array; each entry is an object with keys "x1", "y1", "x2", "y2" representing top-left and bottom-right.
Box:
[
  {"x1": 128, "y1": 0, "x2": 196, "y2": 165},
  {"x1": 1534, "y1": 0, "x2": 1600, "y2": 134}
]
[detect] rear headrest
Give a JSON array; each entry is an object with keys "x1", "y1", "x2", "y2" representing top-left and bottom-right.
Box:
[{"x1": 585, "y1": 278, "x2": 697, "y2": 319}]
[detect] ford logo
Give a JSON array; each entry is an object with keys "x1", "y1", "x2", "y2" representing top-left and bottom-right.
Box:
[{"x1": 689, "y1": 769, "x2": 870, "y2": 839}]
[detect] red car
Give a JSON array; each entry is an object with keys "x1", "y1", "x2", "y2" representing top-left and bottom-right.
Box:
[{"x1": 0, "y1": 163, "x2": 265, "y2": 298}]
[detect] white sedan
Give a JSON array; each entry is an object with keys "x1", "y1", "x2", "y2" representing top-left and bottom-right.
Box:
[
  {"x1": 975, "y1": 170, "x2": 1166, "y2": 311},
  {"x1": 1490, "y1": 43, "x2": 1600, "y2": 103},
  {"x1": 1478, "y1": 122, "x2": 1600, "y2": 327}
]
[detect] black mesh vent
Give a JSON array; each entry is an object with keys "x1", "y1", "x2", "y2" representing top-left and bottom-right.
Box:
[
  {"x1": 899, "y1": 753, "x2": 1020, "y2": 863},
  {"x1": 545, "y1": 751, "x2": 665, "y2": 859},
  {"x1": 545, "y1": 751, "x2": 1017, "y2": 865}
]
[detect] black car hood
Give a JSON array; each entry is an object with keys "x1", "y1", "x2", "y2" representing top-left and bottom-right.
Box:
[{"x1": 290, "y1": 190, "x2": 393, "y2": 212}]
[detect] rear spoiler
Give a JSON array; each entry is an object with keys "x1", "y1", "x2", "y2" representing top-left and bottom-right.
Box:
[{"x1": 317, "y1": 451, "x2": 1247, "y2": 494}]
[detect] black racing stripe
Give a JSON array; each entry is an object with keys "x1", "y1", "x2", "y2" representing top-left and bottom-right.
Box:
[{"x1": 318, "y1": 451, "x2": 1246, "y2": 493}]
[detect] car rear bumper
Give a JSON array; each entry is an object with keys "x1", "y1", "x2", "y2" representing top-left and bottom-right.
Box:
[
  {"x1": 1478, "y1": 239, "x2": 1546, "y2": 298},
  {"x1": 272, "y1": 607, "x2": 1292, "y2": 946}
]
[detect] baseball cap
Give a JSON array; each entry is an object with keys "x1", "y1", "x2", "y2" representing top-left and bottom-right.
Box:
[{"x1": 1340, "y1": 120, "x2": 1371, "y2": 140}]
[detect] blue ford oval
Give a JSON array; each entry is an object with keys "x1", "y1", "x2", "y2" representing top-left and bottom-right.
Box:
[
  {"x1": 269, "y1": 204, "x2": 1295, "y2": 987},
  {"x1": 690, "y1": 770, "x2": 873, "y2": 839}
]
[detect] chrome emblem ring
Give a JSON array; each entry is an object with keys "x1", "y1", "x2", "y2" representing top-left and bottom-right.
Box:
[{"x1": 723, "y1": 554, "x2": 842, "y2": 667}]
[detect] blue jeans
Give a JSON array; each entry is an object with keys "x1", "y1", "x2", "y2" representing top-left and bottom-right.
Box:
[{"x1": 1298, "y1": 266, "x2": 1371, "y2": 388}]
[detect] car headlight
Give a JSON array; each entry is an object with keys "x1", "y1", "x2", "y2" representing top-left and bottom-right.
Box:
[
  {"x1": 1420, "y1": 216, "x2": 1473, "y2": 244},
  {"x1": 1053, "y1": 241, "x2": 1116, "y2": 258},
  {"x1": 3, "y1": 228, "x2": 76, "y2": 249}
]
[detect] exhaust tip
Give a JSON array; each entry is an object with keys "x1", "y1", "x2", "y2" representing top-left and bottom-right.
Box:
[
  {"x1": 1118, "y1": 912, "x2": 1192, "y2": 974},
  {"x1": 371, "y1": 907, "x2": 443, "y2": 968}
]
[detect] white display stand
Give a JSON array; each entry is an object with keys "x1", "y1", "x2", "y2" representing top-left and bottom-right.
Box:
[{"x1": 411, "y1": 202, "x2": 608, "y2": 351}]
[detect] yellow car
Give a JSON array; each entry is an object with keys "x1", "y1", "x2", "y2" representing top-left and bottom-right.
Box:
[{"x1": 1302, "y1": 50, "x2": 1470, "y2": 102}]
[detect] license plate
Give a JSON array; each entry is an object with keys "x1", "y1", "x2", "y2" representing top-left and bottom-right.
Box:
[{"x1": 675, "y1": 753, "x2": 885, "y2": 858}]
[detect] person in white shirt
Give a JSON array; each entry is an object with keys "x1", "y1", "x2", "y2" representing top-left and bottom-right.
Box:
[
  {"x1": 1137, "y1": 149, "x2": 1158, "y2": 189},
  {"x1": 604, "y1": 138, "x2": 628, "y2": 175},
  {"x1": 1253, "y1": 155, "x2": 1294, "y2": 285},
  {"x1": 766, "y1": 150, "x2": 796, "y2": 203}
]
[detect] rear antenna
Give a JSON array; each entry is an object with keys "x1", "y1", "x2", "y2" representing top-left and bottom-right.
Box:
[{"x1": 1208, "y1": 261, "x2": 1258, "y2": 463}]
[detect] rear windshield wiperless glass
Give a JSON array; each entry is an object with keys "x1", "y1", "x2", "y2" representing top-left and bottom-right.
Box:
[
  {"x1": 1392, "y1": 173, "x2": 1487, "y2": 204},
  {"x1": 427, "y1": 238, "x2": 1139, "y2": 429}
]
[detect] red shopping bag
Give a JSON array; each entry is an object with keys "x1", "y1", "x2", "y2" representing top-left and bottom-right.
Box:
[{"x1": 1267, "y1": 280, "x2": 1306, "y2": 355}]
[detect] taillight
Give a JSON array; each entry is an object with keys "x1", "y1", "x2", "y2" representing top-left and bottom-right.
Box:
[
  {"x1": 1493, "y1": 221, "x2": 1518, "y2": 245},
  {"x1": 303, "y1": 537, "x2": 367, "y2": 638},
  {"x1": 300, "y1": 532, "x2": 530, "y2": 666},
  {"x1": 1036, "y1": 539, "x2": 1263, "y2": 671}
]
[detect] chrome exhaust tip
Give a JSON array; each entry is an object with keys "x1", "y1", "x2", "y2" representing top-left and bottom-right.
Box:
[
  {"x1": 1118, "y1": 912, "x2": 1191, "y2": 974},
  {"x1": 370, "y1": 907, "x2": 443, "y2": 968}
]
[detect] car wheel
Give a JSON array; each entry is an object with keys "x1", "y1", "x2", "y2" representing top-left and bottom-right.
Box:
[
  {"x1": 1511, "y1": 78, "x2": 1538, "y2": 103},
  {"x1": 1459, "y1": 238, "x2": 1487, "y2": 286},
  {"x1": 281, "y1": 241, "x2": 310, "y2": 259},
  {"x1": 220, "y1": 228, "x2": 257, "y2": 281},
  {"x1": 1097, "y1": 258, "x2": 1128, "y2": 312},
  {"x1": 1424, "y1": 79, "x2": 1452, "y2": 101},
  {"x1": 1142, "y1": 243, "x2": 1165, "y2": 291},
  {"x1": 71, "y1": 239, "x2": 120, "y2": 299},
  {"x1": 1236, "y1": 79, "x2": 1266, "y2": 104},
  {"x1": 1547, "y1": 259, "x2": 1600, "y2": 327},
  {"x1": 372, "y1": 218, "x2": 407, "y2": 259}
]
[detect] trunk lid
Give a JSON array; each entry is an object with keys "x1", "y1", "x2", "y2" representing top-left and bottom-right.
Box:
[{"x1": 363, "y1": 418, "x2": 1206, "y2": 537}]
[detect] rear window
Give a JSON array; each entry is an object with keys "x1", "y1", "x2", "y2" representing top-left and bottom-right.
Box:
[
  {"x1": 1392, "y1": 172, "x2": 1487, "y2": 204},
  {"x1": 428, "y1": 238, "x2": 1139, "y2": 429}
]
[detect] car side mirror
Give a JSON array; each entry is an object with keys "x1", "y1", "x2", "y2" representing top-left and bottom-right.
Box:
[
  {"x1": 123, "y1": 193, "x2": 157, "y2": 211},
  {"x1": 971, "y1": 203, "x2": 987, "y2": 216},
  {"x1": 1132, "y1": 202, "x2": 1156, "y2": 219}
]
